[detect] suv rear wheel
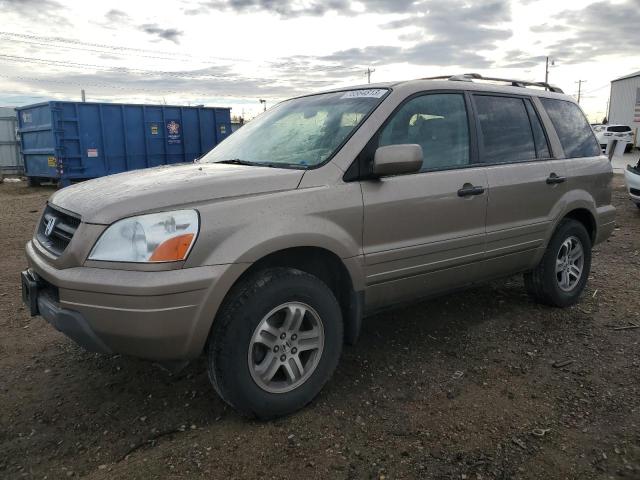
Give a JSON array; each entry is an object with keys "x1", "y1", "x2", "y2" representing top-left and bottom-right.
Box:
[
  {"x1": 207, "y1": 267, "x2": 343, "y2": 419},
  {"x1": 524, "y1": 219, "x2": 592, "y2": 307}
]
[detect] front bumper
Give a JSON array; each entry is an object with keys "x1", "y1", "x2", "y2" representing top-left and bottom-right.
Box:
[
  {"x1": 624, "y1": 166, "x2": 640, "y2": 205},
  {"x1": 22, "y1": 269, "x2": 112, "y2": 354},
  {"x1": 23, "y1": 240, "x2": 246, "y2": 360}
]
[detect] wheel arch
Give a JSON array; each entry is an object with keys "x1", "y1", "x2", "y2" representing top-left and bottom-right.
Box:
[
  {"x1": 209, "y1": 246, "x2": 363, "y2": 349},
  {"x1": 562, "y1": 208, "x2": 597, "y2": 243}
]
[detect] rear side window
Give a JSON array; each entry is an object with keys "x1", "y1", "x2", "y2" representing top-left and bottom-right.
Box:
[
  {"x1": 540, "y1": 98, "x2": 600, "y2": 158},
  {"x1": 474, "y1": 95, "x2": 537, "y2": 164}
]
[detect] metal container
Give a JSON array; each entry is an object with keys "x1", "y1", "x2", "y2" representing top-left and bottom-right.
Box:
[
  {"x1": 0, "y1": 106, "x2": 22, "y2": 174},
  {"x1": 16, "y1": 101, "x2": 231, "y2": 186}
]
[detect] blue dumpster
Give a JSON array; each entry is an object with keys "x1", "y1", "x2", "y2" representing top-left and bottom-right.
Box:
[{"x1": 16, "y1": 101, "x2": 231, "y2": 186}]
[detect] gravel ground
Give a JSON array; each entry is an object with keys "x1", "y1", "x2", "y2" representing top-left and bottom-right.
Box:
[{"x1": 0, "y1": 176, "x2": 639, "y2": 480}]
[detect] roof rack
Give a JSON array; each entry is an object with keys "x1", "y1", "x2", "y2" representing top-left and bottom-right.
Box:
[{"x1": 422, "y1": 73, "x2": 564, "y2": 93}]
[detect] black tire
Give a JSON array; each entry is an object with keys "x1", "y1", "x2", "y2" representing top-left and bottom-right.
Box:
[
  {"x1": 624, "y1": 144, "x2": 633, "y2": 153},
  {"x1": 26, "y1": 177, "x2": 40, "y2": 187},
  {"x1": 207, "y1": 267, "x2": 343, "y2": 419},
  {"x1": 524, "y1": 219, "x2": 592, "y2": 307}
]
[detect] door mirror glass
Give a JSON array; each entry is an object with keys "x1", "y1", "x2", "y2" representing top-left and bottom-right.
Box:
[{"x1": 373, "y1": 144, "x2": 423, "y2": 177}]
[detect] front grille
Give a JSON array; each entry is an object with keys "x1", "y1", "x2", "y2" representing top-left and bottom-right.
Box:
[{"x1": 36, "y1": 204, "x2": 81, "y2": 257}]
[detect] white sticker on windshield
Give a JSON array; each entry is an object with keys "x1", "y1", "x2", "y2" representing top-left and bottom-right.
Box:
[{"x1": 341, "y1": 89, "x2": 387, "y2": 99}]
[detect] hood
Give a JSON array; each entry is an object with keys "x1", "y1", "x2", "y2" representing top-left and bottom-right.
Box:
[{"x1": 50, "y1": 163, "x2": 305, "y2": 224}]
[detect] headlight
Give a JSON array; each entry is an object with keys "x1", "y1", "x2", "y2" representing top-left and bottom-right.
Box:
[{"x1": 88, "y1": 210, "x2": 199, "y2": 263}]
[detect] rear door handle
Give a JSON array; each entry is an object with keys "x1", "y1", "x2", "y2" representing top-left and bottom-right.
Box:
[
  {"x1": 457, "y1": 184, "x2": 485, "y2": 197},
  {"x1": 546, "y1": 173, "x2": 566, "y2": 185}
]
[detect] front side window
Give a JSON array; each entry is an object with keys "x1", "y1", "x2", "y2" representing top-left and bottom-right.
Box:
[
  {"x1": 474, "y1": 95, "x2": 537, "y2": 164},
  {"x1": 540, "y1": 98, "x2": 601, "y2": 158},
  {"x1": 378, "y1": 93, "x2": 470, "y2": 171},
  {"x1": 200, "y1": 89, "x2": 388, "y2": 168}
]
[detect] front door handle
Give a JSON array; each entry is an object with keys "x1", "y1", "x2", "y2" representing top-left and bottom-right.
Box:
[
  {"x1": 457, "y1": 184, "x2": 485, "y2": 197},
  {"x1": 546, "y1": 173, "x2": 566, "y2": 185}
]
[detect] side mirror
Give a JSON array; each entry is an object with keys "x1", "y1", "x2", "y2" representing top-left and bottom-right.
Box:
[{"x1": 372, "y1": 144, "x2": 423, "y2": 177}]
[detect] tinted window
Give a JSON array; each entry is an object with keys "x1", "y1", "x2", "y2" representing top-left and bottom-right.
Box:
[
  {"x1": 540, "y1": 98, "x2": 600, "y2": 158},
  {"x1": 474, "y1": 95, "x2": 536, "y2": 163},
  {"x1": 607, "y1": 125, "x2": 631, "y2": 132},
  {"x1": 524, "y1": 100, "x2": 551, "y2": 158},
  {"x1": 379, "y1": 93, "x2": 469, "y2": 171}
]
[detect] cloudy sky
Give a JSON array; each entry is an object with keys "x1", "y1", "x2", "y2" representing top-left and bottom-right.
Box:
[{"x1": 0, "y1": 0, "x2": 637, "y2": 121}]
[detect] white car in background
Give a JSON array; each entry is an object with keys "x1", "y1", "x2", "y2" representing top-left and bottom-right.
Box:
[
  {"x1": 624, "y1": 160, "x2": 640, "y2": 209},
  {"x1": 593, "y1": 124, "x2": 635, "y2": 153}
]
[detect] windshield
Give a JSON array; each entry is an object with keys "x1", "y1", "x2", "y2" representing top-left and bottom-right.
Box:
[
  {"x1": 607, "y1": 125, "x2": 631, "y2": 132},
  {"x1": 200, "y1": 89, "x2": 388, "y2": 168}
]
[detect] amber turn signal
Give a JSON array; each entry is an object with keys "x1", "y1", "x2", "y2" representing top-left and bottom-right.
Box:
[{"x1": 149, "y1": 233, "x2": 195, "y2": 262}]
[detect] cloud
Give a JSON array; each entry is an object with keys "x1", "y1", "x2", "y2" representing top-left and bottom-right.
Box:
[
  {"x1": 498, "y1": 49, "x2": 546, "y2": 69},
  {"x1": 189, "y1": 0, "x2": 417, "y2": 17},
  {"x1": 381, "y1": 0, "x2": 511, "y2": 48},
  {"x1": 104, "y1": 9, "x2": 131, "y2": 23},
  {"x1": 532, "y1": 0, "x2": 640, "y2": 64},
  {"x1": 529, "y1": 23, "x2": 569, "y2": 33},
  {"x1": 0, "y1": 0, "x2": 70, "y2": 25},
  {"x1": 139, "y1": 24, "x2": 184, "y2": 44},
  {"x1": 320, "y1": 42, "x2": 493, "y2": 68},
  {"x1": 311, "y1": 0, "x2": 512, "y2": 70},
  {"x1": 102, "y1": 9, "x2": 183, "y2": 44}
]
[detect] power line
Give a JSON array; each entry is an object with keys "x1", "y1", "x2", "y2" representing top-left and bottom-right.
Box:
[
  {"x1": 0, "y1": 30, "x2": 357, "y2": 72},
  {"x1": 0, "y1": 54, "x2": 364, "y2": 91},
  {"x1": 0, "y1": 53, "x2": 254, "y2": 80},
  {"x1": 0, "y1": 74, "x2": 283, "y2": 100},
  {"x1": 0, "y1": 31, "x2": 222, "y2": 61},
  {"x1": 0, "y1": 35, "x2": 221, "y2": 64},
  {"x1": 581, "y1": 82, "x2": 610, "y2": 95},
  {"x1": 0, "y1": 31, "x2": 365, "y2": 77}
]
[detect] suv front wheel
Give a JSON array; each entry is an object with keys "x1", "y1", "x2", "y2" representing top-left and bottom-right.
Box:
[
  {"x1": 524, "y1": 219, "x2": 592, "y2": 307},
  {"x1": 207, "y1": 267, "x2": 343, "y2": 419}
]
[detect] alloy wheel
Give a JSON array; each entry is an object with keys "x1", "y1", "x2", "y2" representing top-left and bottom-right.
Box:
[
  {"x1": 248, "y1": 302, "x2": 325, "y2": 393},
  {"x1": 556, "y1": 235, "x2": 584, "y2": 292}
]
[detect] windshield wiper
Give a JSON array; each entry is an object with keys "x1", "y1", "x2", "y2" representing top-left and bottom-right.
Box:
[
  {"x1": 216, "y1": 158, "x2": 259, "y2": 166},
  {"x1": 215, "y1": 159, "x2": 307, "y2": 169}
]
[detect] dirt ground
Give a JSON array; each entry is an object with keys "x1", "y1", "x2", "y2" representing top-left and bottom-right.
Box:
[{"x1": 1, "y1": 176, "x2": 639, "y2": 480}]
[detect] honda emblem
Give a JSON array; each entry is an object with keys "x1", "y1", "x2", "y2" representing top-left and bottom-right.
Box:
[{"x1": 44, "y1": 217, "x2": 56, "y2": 237}]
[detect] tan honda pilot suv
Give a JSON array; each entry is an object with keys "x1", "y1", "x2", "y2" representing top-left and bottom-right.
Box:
[{"x1": 22, "y1": 74, "x2": 615, "y2": 418}]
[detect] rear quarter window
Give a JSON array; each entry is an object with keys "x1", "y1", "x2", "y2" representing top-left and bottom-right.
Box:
[{"x1": 540, "y1": 98, "x2": 600, "y2": 158}]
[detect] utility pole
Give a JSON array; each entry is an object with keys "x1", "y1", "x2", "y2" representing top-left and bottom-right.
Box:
[
  {"x1": 365, "y1": 67, "x2": 375, "y2": 84},
  {"x1": 575, "y1": 80, "x2": 587, "y2": 104},
  {"x1": 81, "y1": 89, "x2": 86, "y2": 102},
  {"x1": 545, "y1": 57, "x2": 549, "y2": 84},
  {"x1": 544, "y1": 56, "x2": 555, "y2": 86}
]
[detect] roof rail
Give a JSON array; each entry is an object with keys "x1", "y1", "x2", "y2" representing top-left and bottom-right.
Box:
[{"x1": 421, "y1": 73, "x2": 564, "y2": 93}]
